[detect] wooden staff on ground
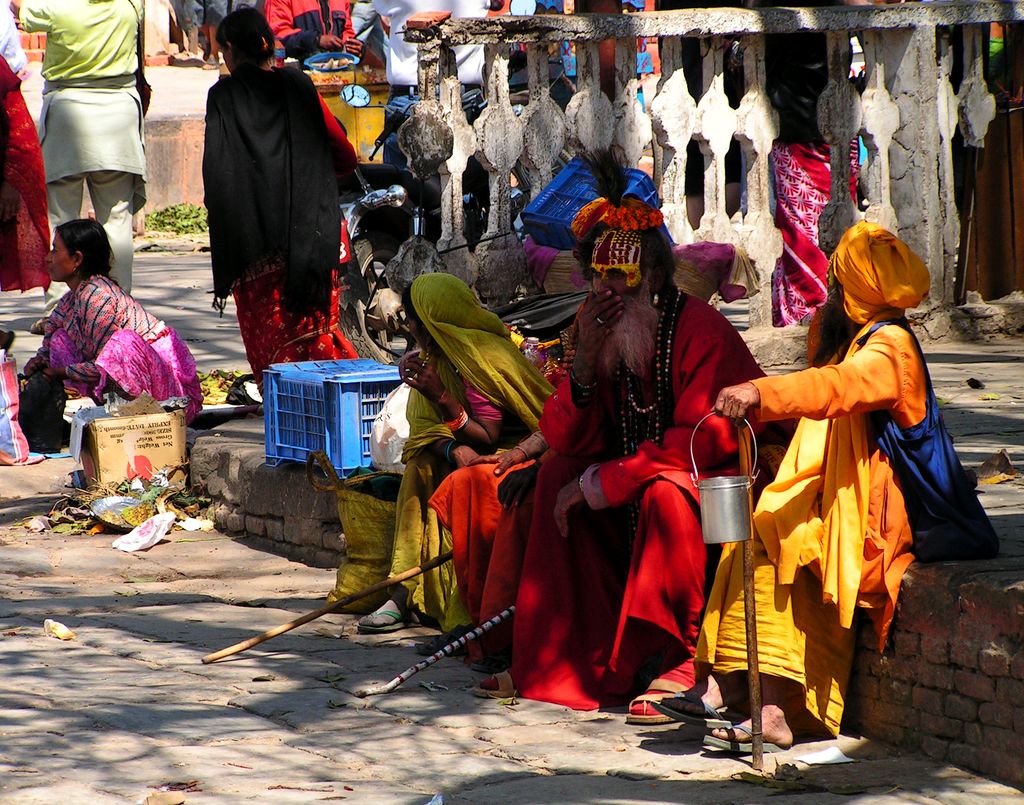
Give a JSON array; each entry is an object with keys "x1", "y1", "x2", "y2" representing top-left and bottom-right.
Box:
[
  {"x1": 738, "y1": 422, "x2": 764, "y2": 770},
  {"x1": 201, "y1": 551, "x2": 454, "y2": 664}
]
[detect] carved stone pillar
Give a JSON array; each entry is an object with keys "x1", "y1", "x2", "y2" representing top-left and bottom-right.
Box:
[
  {"x1": 734, "y1": 35, "x2": 781, "y2": 328},
  {"x1": 565, "y1": 42, "x2": 615, "y2": 154},
  {"x1": 858, "y1": 30, "x2": 900, "y2": 240},
  {"x1": 956, "y1": 25, "x2": 997, "y2": 149},
  {"x1": 520, "y1": 44, "x2": 568, "y2": 192},
  {"x1": 693, "y1": 38, "x2": 738, "y2": 245},
  {"x1": 651, "y1": 37, "x2": 698, "y2": 245},
  {"x1": 879, "y1": 27, "x2": 943, "y2": 302},
  {"x1": 474, "y1": 45, "x2": 528, "y2": 304},
  {"x1": 388, "y1": 43, "x2": 453, "y2": 292},
  {"x1": 936, "y1": 29, "x2": 961, "y2": 288},
  {"x1": 612, "y1": 38, "x2": 652, "y2": 168},
  {"x1": 817, "y1": 31, "x2": 862, "y2": 257}
]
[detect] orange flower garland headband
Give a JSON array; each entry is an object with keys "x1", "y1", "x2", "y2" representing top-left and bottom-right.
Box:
[{"x1": 571, "y1": 197, "x2": 665, "y2": 288}]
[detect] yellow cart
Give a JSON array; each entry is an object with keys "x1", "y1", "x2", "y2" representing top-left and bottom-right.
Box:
[{"x1": 311, "y1": 65, "x2": 390, "y2": 164}]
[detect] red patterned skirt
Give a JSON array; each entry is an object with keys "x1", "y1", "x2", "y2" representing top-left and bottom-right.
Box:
[
  {"x1": 770, "y1": 141, "x2": 858, "y2": 327},
  {"x1": 232, "y1": 255, "x2": 358, "y2": 386}
]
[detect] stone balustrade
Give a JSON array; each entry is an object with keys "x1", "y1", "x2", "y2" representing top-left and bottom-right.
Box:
[{"x1": 400, "y1": 3, "x2": 1024, "y2": 329}]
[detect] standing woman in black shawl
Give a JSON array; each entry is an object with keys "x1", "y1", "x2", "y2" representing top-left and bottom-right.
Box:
[{"x1": 203, "y1": 7, "x2": 359, "y2": 386}]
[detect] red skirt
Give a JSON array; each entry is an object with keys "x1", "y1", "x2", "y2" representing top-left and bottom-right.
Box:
[{"x1": 233, "y1": 256, "x2": 358, "y2": 385}]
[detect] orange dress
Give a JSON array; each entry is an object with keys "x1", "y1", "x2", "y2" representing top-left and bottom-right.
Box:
[{"x1": 697, "y1": 323, "x2": 924, "y2": 736}]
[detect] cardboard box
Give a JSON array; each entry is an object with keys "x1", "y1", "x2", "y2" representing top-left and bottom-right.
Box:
[{"x1": 80, "y1": 409, "x2": 187, "y2": 485}]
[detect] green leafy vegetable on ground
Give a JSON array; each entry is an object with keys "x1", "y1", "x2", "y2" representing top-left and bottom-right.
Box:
[{"x1": 145, "y1": 203, "x2": 209, "y2": 235}]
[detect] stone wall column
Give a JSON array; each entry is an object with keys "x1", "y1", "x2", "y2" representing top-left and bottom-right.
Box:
[
  {"x1": 693, "y1": 38, "x2": 738, "y2": 245},
  {"x1": 881, "y1": 27, "x2": 942, "y2": 302},
  {"x1": 473, "y1": 44, "x2": 528, "y2": 304},
  {"x1": 651, "y1": 36, "x2": 698, "y2": 245},
  {"x1": 734, "y1": 35, "x2": 780, "y2": 328},
  {"x1": 817, "y1": 31, "x2": 862, "y2": 257}
]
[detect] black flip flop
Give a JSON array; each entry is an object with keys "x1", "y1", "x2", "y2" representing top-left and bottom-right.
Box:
[
  {"x1": 651, "y1": 690, "x2": 731, "y2": 728},
  {"x1": 0, "y1": 330, "x2": 14, "y2": 353}
]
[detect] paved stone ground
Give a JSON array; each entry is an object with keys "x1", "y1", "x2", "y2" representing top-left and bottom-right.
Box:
[
  {"x1": 3, "y1": 256, "x2": 1024, "y2": 802},
  {"x1": 3, "y1": 526, "x2": 1024, "y2": 805}
]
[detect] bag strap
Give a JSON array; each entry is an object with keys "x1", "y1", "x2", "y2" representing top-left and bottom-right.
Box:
[
  {"x1": 306, "y1": 451, "x2": 342, "y2": 492},
  {"x1": 856, "y1": 317, "x2": 936, "y2": 398},
  {"x1": 306, "y1": 450, "x2": 402, "y2": 493},
  {"x1": 856, "y1": 317, "x2": 942, "y2": 439}
]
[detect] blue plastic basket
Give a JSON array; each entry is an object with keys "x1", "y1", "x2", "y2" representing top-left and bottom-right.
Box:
[
  {"x1": 263, "y1": 359, "x2": 401, "y2": 473},
  {"x1": 521, "y1": 156, "x2": 665, "y2": 251}
]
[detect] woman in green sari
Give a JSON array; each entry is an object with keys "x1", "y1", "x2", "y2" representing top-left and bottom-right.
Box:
[{"x1": 357, "y1": 273, "x2": 552, "y2": 639}]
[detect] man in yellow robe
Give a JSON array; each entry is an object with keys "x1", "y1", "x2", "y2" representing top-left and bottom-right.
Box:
[{"x1": 660, "y1": 222, "x2": 936, "y2": 750}]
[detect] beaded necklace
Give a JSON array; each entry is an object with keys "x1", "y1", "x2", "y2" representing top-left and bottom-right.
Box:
[{"x1": 616, "y1": 286, "x2": 685, "y2": 543}]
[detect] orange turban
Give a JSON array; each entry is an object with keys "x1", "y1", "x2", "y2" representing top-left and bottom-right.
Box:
[
  {"x1": 831, "y1": 221, "x2": 930, "y2": 324},
  {"x1": 571, "y1": 196, "x2": 664, "y2": 242}
]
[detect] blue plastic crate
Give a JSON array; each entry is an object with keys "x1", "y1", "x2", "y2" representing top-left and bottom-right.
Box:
[
  {"x1": 521, "y1": 156, "x2": 666, "y2": 251},
  {"x1": 264, "y1": 359, "x2": 401, "y2": 473}
]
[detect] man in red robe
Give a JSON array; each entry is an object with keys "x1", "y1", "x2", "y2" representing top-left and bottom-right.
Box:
[{"x1": 475, "y1": 150, "x2": 787, "y2": 720}]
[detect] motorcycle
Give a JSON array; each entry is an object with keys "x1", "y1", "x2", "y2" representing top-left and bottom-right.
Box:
[{"x1": 337, "y1": 91, "x2": 529, "y2": 363}]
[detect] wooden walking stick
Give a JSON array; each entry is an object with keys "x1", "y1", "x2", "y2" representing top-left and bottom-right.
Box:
[
  {"x1": 738, "y1": 422, "x2": 764, "y2": 770},
  {"x1": 201, "y1": 551, "x2": 454, "y2": 664},
  {"x1": 353, "y1": 606, "x2": 515, "y2": 697}
]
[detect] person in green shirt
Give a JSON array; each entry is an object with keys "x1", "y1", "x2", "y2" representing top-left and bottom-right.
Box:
[{"x1": 18, "y1": 0, "x2": 147, "y2": 332}]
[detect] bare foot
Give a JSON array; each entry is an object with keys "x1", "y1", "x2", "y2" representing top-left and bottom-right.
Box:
[{"x1": 710, "y1": 703, "x2": 794, "y2": 749}]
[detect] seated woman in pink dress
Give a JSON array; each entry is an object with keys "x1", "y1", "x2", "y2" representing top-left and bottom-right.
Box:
[{"x1": 23, "y1": 219, "x2": 203, "y2": 422}]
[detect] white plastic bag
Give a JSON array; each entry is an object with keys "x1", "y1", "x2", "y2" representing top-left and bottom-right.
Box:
[
  {"x1": 111, "y1": 512, "x2": 176, "y2": 552},
  {"x1": 370, "y1": 384, "x2": 410, "y2": 472}
]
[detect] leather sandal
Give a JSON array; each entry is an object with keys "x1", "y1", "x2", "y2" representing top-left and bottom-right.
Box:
[
  {"x1": 470, "y1": 652, "x2": 511, "y2": 675},
  {"x1": 471, "y1": 670, "x2": 516, "y2": 699},
  {"x1": 703, "y1": 722, "x2": 787, "y2": 753},
  {"x1": 626, "y1": 677, "x2": 690, "y2": 725}
]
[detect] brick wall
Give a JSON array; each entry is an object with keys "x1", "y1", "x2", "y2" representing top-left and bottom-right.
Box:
[
  {"x1": 846, "y1": 560, "x2": 1024, "y2": 787},
  {"x1": 18, "y1": 31, "x2": 170, "y2": 66},
  {"x1": 213, "y1": 500, "x2": 345, "y2": 570},
  {"x1": 191, "y1": 424, "x2": 346, "y2": 570},
  {"x1": 19, "y1": 31, "x2": 45, "y2": 63}
]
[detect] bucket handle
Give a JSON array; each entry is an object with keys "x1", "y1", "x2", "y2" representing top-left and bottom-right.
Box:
[{"x1": 689, "y1": 411, "x2": 758, "y2": 487}]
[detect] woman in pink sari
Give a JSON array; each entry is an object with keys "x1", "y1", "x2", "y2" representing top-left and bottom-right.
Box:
[{"x1": 23, "y1": 219, "x2": 203, "y2": 422}]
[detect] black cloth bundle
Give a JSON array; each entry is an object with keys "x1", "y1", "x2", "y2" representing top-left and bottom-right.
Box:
[{"x1": 203, "y1": 63, "x2": 340, "y2": 313}]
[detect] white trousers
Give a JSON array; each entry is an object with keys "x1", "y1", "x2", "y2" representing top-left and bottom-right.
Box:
[{"x1": 44, "y1": 170, "x2": 137, "y2": 312}]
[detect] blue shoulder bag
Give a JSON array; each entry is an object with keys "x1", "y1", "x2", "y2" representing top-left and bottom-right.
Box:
[{"x1": 858, "y1": 319, "x2": 999, "y2": 563}]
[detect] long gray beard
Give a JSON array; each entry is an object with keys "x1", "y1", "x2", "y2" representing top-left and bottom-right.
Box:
[{"x1": 598, "y1": 290, "x2": 660, "y2": 382}]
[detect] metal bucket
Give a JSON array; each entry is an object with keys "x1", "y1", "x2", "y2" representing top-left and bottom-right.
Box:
[{"x1": 690, "y1": 413, "x2": 757, "y2": 545}]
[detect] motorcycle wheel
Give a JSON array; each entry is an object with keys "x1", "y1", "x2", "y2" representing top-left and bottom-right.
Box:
[{"x1": 340, "y1": 230, "x2": 404, "y2": 364}]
